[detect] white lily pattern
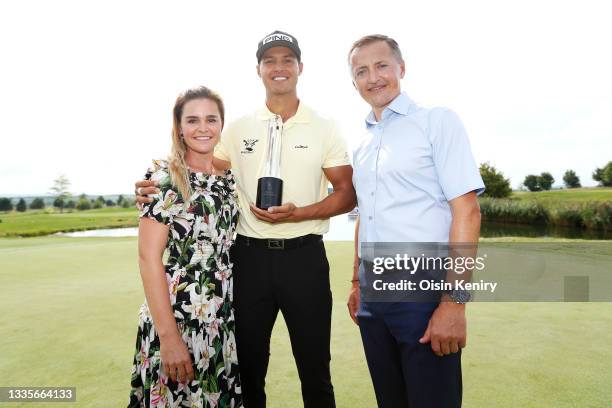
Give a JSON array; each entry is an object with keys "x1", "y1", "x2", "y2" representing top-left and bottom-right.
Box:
[{"x1": 129, "y1": 160, "x2": 242, "y2": 408}]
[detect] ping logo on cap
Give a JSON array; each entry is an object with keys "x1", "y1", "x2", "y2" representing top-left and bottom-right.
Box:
[{"x1": 263, "y1": 33, "x2": 294, "y2": 44}]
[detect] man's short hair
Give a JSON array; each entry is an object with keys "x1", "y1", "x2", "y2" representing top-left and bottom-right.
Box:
[{"x1": 348, "y1": 34, "x2": 403, "y2": 65}]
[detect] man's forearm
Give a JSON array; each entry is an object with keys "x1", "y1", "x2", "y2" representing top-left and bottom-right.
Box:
[
  {"x1": 443, "y1": 195, "x2": 482, "y2": 299},
  {"x1": 296, "y1": 185, "x2": 356, "y2": 221},
  {"x1": 449, "y1": 206, "x2": 481, "y2": 244}
]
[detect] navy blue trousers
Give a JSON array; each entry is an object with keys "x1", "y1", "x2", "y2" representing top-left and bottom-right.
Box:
[{"x1": 357, "y1": 302, "x2": 462, "y2": 408}]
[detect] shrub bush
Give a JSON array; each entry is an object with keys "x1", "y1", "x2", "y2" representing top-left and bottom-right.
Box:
[
  {"x1": 479, "y1": 198, "x2": 612, "y2": 231},
  {"x1": 479, "y1": 162, "x2": 512, "y2": 198},
  {"x1": 479, "y1": 198, "x2": 548, "y2": 224},
  {"x1": 75, "y1": 198, "x2": 91, "y2": 211},
  {"x1": 30, "y1": 198, "x2": 46, "y2": 209}
]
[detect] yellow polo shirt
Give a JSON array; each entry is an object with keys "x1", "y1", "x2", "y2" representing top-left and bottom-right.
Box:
[{"x1": 214, "y1": 102, "x2": 350, "y2": 239}]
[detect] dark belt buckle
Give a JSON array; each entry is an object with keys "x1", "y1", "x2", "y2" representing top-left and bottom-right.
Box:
[{"x1": 267, "y1": 239, "x2": 284, "y2": 250}]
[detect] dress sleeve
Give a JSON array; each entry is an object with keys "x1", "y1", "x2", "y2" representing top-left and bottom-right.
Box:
[{"x1": 139, "y1": 162, "x2": 180, "y2": 226}]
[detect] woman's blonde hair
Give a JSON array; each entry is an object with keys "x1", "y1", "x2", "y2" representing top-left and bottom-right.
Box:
[{"x1": 168, "y1": 86, "x2": 225, "y2": 202}]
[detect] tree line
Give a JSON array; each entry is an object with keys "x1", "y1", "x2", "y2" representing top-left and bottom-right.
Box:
[
  {"x1": 2, "y1": 163, "x2": 611, "y2": 212},
  {"x1": 0, "y1": 195, "x2": 134, "y2": 212},
  {"x1": 0, "y1": 175, "x2": 134, "y2": 212},
  {"x1": 479, "y1": 161, "x2": 612, "y2": 198}
]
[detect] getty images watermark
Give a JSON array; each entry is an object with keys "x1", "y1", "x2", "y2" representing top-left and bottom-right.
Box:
[
  {"x1": 370, "y1": 251, "x2": 496, "y2": 293},
  {"x1": 359, "y1": 242, "x2": 612, "y2": 302}
]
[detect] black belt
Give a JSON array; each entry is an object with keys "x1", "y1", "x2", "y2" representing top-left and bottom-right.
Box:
[{"x1": 236, "y1": 234, "x2": 322, "y2": 250}]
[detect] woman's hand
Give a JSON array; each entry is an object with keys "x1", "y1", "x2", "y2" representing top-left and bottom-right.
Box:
[{"x1": 160, "y1": 334, "x2": 195, "y2": 384}]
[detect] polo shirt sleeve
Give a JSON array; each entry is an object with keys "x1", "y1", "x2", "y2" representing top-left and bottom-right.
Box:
[
  {"x1": 322, "y1": 121, "x2": 351, "y2": 168},
  {"x1": 214, "y1": 127, "x2": 232, "y2": 163},
  {"x1": 430, "y1": 108, "x2": 485, "y2": 201}
]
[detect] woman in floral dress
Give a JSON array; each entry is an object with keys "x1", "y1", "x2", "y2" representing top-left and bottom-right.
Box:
[{"x1": 128, "y1": 86, "x2": 242, "y2": 408}]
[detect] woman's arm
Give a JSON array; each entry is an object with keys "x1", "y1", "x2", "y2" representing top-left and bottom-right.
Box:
[
  {"x1": 138, "y1": 217, "x2": 177, "y2": 338},
  {"x1": 138, "y1": 217, "x2": 194, "y2": 384}
]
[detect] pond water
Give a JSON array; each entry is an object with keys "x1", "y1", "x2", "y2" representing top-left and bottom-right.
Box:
[
  {"x1": 56, "y1": 216, "x2": 610, "y2": 240},
  {"x1": 57, "y1": 228, "x2": 139, "y2": 238},
  {"x1": 56, "y1": 216, "x2": 358, "y2": 240},
  {"x1": 480, "y1": 221, "x2": 611, "y2": 240}
]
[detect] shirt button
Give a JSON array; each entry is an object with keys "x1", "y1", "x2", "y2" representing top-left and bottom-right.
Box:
[
  {"x1": 371, "y1": 192, "x2": 375, "y2": 196},
  {"x1": 368, "y1": 216, "x2": 373, "y2": 220}
]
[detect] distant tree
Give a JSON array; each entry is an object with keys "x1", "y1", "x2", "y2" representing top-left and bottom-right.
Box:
[
  {"x1": 75, "y1": 194, "x2": 91, "y2": 211},
  {"x1": 592, "y1": 168, "x2": 601, "y2": 182},
  {"x1": 117, "y1": 195, "x2": 125, "y2": 206},
  {"x1": 0, "y1": 198, "x2": 13, "y2": 211},
  {"x1": 593, "y1": 161, "x2": 612, "y2": 186},
  {"x1": 604, "y1": 164, "x2": 612, "y2": 186},
  {"x1": 479, "y1": 162, "x2": 512, "y2": 198},
  {"x1": 105, "y1": 199, "x2": 116, "y2": 207},
  {"x1": 92, "y1": 196, "x2": 105, "y2": 209},
  {"x1": 0, "y1": 198, "x2": 13, "y2": 212},
  {"x1": 16, "y1": 198, "x2": 27, "y2": 212},
  {"x1": 53, "y1": 197, "x2": 65, "y2": 210},
  {"x1": 65, "y1": 200, "x2": 76, "y2": 209},
  {"x1": 523, "y1": 175, "x2": 541, "y2": 192},
  {"x1": 538, "y1": 172, "x2": 555, "y2": 191},
  {"x1": 50, "y1": 174, "x2": 71, "y2": 213},
  {"x1": 76, "y1": 199, "x2": 91, "y2": 211},
  {"x1": 29, "y1": 198, "x2": 45, "y2": 209},
  {"x1": 121, "y1": 197, "x2": 133, "y2": 208},
  {"x1": 563, "y1": 170, "x2": 581, "y2": 188}
]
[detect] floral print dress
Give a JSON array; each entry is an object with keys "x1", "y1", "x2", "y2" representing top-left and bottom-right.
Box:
[{"x1": 129, "y1": 160, "x2": 243, "y2": 408}]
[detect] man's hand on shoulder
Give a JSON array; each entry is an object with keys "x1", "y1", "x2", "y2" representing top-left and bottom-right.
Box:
[
  {"x1": 212, "y1": 156, "x2": 231, "y2": 171},
  {"x1": 134, "y1": 179, "x2": 159, "y2": 209}
]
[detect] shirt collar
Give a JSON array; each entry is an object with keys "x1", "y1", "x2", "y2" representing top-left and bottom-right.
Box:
[
  {"x1": 365, "y1": 92, "x2": 414, "y2": 127},
  {"x1": 257, "y1": 100, "x2": 311, "y2": 124}
]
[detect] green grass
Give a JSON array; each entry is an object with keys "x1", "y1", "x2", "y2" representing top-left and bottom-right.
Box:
[
  {"x1": 1, "y1": 239, "x2": 611, "y2": 407},
  {"x1": 0, "y1": 207, "x2": 138, "y2": 237},
  {"x1": 511, "y1": 187, "x2": 612, "y2": 203}
]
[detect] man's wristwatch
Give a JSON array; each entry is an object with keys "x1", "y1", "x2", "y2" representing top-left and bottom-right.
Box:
[{"x1": 447, "y1": 289, "x2": 471, "y2": 304}]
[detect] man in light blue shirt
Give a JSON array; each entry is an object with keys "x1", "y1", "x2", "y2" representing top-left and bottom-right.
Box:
[
  {"x1": 353, "y1": 96, "x2": 484, "y2": 243},
  {"x1": 347, "y1": 34, "x2": 485, "y2": 408}
]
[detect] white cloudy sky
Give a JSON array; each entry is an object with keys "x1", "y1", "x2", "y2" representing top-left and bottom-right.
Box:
[{"x1": 1, "y1": 0, "x2": 611, "y2": 196}]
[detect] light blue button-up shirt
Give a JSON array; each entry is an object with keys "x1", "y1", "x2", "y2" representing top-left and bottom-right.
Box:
[{"x1": 353, "y1": 92, "x2": 485, "y2": 249}]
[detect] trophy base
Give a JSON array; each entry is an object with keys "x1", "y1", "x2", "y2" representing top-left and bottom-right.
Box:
[{"x1": 256, "y1": 177, "x2": 283, "y2": 210}]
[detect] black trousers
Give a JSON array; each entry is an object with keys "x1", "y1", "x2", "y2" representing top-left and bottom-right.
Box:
[{"x1": 231, "y1": 235, "x2": 336, "y2": 408}]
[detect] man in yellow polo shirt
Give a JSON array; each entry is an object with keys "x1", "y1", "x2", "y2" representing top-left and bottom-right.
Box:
[
  {"x1": 214, "y1": 91, "x2": 351, "y2": 240},
  {"x1": 136, "y1": 30, "x2": 355, "y2": 408},
  {"x1": 214, "y1": 31, "x2": 354, "y2": 408}
]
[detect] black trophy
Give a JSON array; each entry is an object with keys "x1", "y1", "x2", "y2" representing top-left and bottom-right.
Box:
[{"x1": 256, "y1": 114, "x2": 283, "y2": 209}]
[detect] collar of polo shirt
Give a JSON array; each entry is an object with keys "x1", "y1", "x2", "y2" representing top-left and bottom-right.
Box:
[{"x1": 257, "y1": 101, "x2": 312, "y2": 124}]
